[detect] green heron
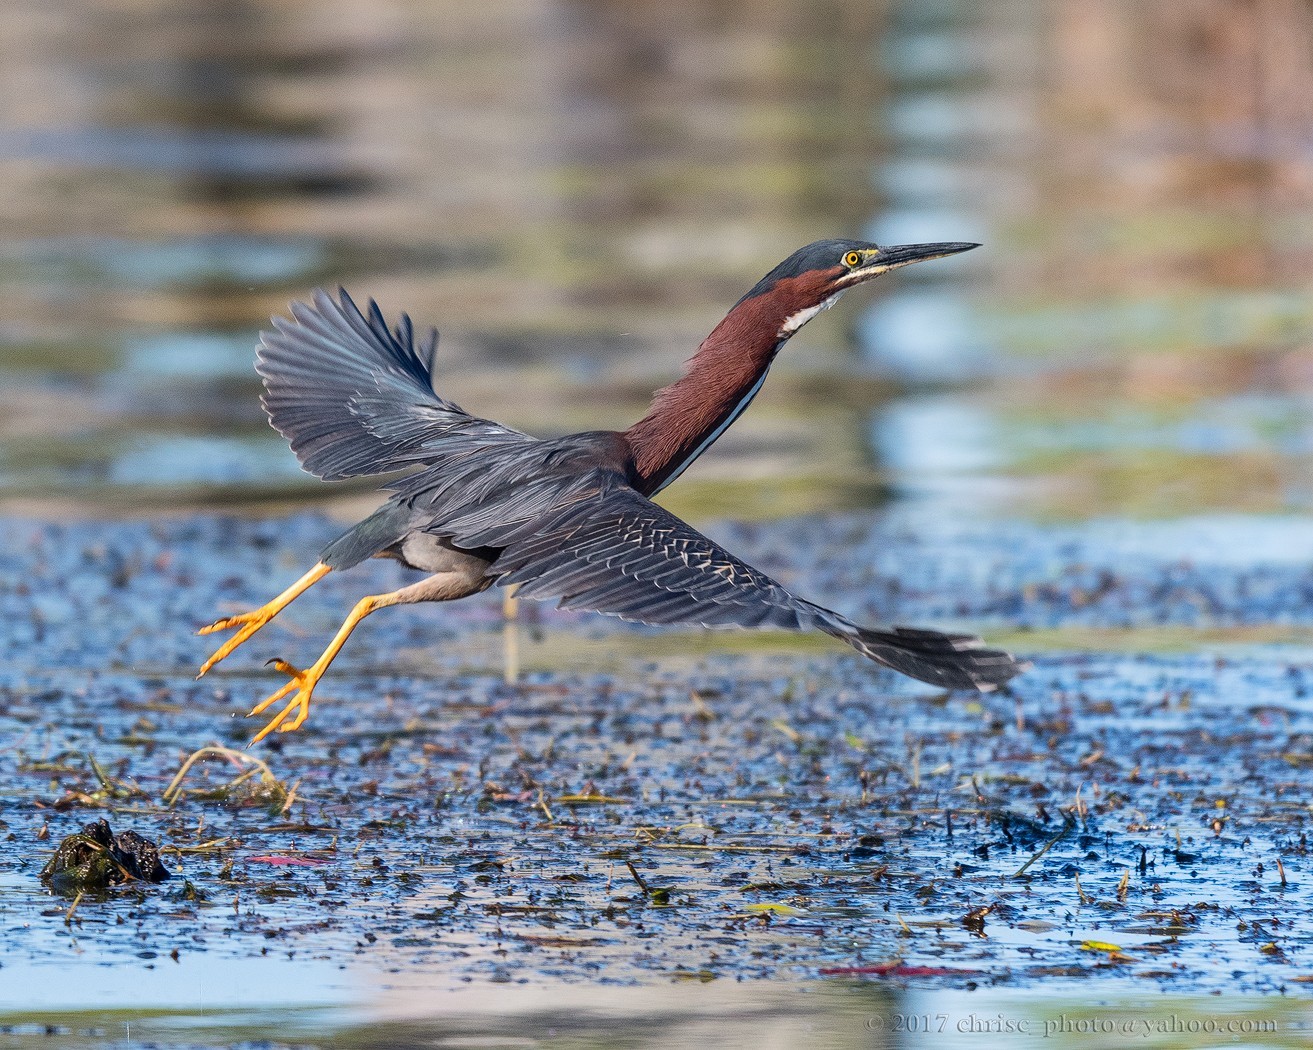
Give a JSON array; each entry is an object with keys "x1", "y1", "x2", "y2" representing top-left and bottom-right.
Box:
[{"x1": 198, "y1": 239, "x2": 1022, "y2": 743}]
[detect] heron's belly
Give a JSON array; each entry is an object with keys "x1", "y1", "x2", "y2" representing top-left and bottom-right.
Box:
[{"x1": 392, "y1": 533, "x2": 494, "y2": 578}]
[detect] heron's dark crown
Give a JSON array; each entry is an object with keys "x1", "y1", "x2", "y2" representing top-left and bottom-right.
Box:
[{"x1": 737, "y1": 238, "x2": 876, "y2": 303}]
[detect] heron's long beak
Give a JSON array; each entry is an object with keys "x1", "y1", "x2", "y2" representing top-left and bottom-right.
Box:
[{"x1": 840, "y1": 241, "x2": 979, "y2": 286}]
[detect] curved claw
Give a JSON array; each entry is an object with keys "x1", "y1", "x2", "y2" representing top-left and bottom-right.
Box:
[
  {"x1": 247, "y1": 659, "x2": 316, "y2": 746},
  {"x1": 198, "y1": 611, "x2": 255, "y2": 636}
]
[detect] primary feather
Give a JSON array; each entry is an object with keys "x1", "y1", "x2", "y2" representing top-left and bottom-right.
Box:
[{"x1": 257, "y1": 288, "x2": 526, "y2": 482}]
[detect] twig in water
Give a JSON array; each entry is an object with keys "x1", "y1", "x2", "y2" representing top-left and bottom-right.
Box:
[
  {"x1": 162, "y1": 746, "x2": 285, "y2": 806},
  {"x1": 279, "y1": 778, "x2": 301, "y2": 817},
  {"x1": 1012, "y1": 818, "x2": 1074, "y2": 878},
  {"x1": 1072, "y1": 783, "x2": 1087, "y2": 822},
  {"x1": 625, "y1": 860, "x2": 649, "y2": 895}
]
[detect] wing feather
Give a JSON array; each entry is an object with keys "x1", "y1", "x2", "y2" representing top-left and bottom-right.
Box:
[
  {"x1": 258, "y1": 288, "x2": 529, "y2": 481},
  {"x1": 256, "y1": 291, "x2": 1021, "y2": 691},
  {"x1": 486, "y1": 480, "x2": 837, "y2": 626},
  {"x1": 447, "y1": 473, "x2": 1021, "y2": 690}
]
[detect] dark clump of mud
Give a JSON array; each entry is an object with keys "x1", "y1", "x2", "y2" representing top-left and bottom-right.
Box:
[
  {"x1": 2, "y1": 510, "x2": 1312, "y2": 998},
  {"x1": 39, "y1": 817, "x2": 170, "y2": 893}
]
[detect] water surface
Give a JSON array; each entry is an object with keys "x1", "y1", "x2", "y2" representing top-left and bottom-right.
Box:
[
  {"x1": 3, "y1": 0, "x2": 1310, "y2": 523},
  {"x1": 3, "y1": 0, "x2": 1313, "y2": 1042}
]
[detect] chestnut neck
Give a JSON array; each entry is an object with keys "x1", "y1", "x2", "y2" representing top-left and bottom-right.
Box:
[{"x1": 624, "y1": 273, "x2": 831, "y2": 496}]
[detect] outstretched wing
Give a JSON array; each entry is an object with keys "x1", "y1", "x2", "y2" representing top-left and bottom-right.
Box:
[
  {"x1": 259, "y1": 291, "x2": 1021, "y2": 691},
  {"x1": 442, "y1": 474, "x2": 1020, "y2": 690},
  {"x1": 258, "y1": 288, "x2": 528, "y2": 481},
  {"x1": 491, "y1": 479, "x2": 815, "y2": 629}
]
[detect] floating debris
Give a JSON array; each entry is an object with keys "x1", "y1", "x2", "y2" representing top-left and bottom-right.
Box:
[
  {"x1": 39, "y1": 818, "x2": 170, "y2": 893},
  {"x1": 162, "y1": 745, "x2": 293, "y2": 811}
]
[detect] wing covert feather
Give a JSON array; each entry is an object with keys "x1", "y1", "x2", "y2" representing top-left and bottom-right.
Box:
[
  {"x1": 440, "y1": 472, "x2": 1022, "y2": 690},
  {"x1": 485, "y1": 479, "x2": 814, "y2": 630}
]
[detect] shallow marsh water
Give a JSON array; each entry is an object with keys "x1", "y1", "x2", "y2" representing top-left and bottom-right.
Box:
[
  {"x1": 4, "y1": 512, "x2": 1313, "y2": 1047},
  {"x1": 3, "y1": 0, "x2": 1313, "y2": 1045}
]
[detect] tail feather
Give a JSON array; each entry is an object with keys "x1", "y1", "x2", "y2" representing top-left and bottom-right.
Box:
[{"x1": 820, "y1": 620, "x2": 1023, "y2": 691}]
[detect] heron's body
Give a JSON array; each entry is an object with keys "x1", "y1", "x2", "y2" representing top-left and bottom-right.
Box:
[{"x1": 199, "y1": 239, "x2": 1023, "y2": 742}]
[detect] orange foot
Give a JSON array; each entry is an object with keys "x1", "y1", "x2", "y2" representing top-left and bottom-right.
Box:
[
  {"x1": 247, "y1": 658, "x2": 320, "y2": 745},
  {"x1": 195, "y1": 563, "x2": 330, "y2": 679},
  {"x1": 241, "y1": 591, "x2": 389, "y2": 747},
  {"x1": 197, "y1": 608, "x2": 276, "y2": 677}
]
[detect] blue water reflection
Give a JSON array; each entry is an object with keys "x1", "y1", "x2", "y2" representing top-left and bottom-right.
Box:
[
  {"x1": 4, "y1": 235, "x2": 325, "y2": 290},
  {"x1": 0, "y1": 126, "x2": 345, "y2": 179},
  {"x1": 122, "y1": 333, "x2": 262, "y2": 382}
]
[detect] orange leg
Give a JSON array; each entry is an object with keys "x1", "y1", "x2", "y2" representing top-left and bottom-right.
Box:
[
  {"x1": 196, "y1": 562, "x2": 330, "y2": 678},
  {"x1": 246, "y1": 590, "x2": 400, "y2": 745}
]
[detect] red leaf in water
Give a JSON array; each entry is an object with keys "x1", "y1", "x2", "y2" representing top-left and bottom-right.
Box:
[
  {"x1": 819, "y1": 962, "x2": 983, "y2": 978},
  {"x1": 246, "y1": 854, "x2": 329, "y2": 867}
]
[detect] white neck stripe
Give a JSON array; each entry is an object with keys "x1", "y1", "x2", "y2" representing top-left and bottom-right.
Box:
[{"x1": 779, "y1": 291, "x2": 842, "y2": 336}]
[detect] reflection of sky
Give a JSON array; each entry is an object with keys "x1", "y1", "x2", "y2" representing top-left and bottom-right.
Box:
[
  {"x1": 884, "y1": 92, "x2": 1025, "y2": 144},
  {"x1": 870, "y1": 389, "x2": 1313, "y2": 517},
  {"x1": 1006, "y1": 395, "x2": 1313, "y2": 456},
  {"x1": 0, "y1": 434, "x2": 302, "y2": 490},
  {"x1": 875, "y1": 391, "x2": 1313, "y2": 466},
  {"x1": 874, "y1": 396, "x2": 1003, "y2": 475},
  {"x1": 859, "y1": 290, "x2": 988, "y2": 382},
  {"x1": 873, "y1": 158, "x2": 968, "y2": 203},
  {"x1": 3, "y1": 236, "x2": 325, "y2": 291},
  {"x1": 987, "y1": 291, "x2": 1313, "y2": 359},
  {"x1": 887, "y1": 503, "x2": 1313, "y2": 566},
  {"x1": 0, "y1": 126, "x2": 343, "y2": 178},
  {"x1": 2, "y1": 947, "x2": 1299, "y2": 1042},
  {"x1": 0, "y1": 874, "x2": 353, "y2": 1016},
  {"x1": 122, "y1": 333, "x2": 260, "y2": 381},
  {"x1": 107, "y1": 435, "x2": 303, "y2": 486},
  {"x1": 880, "y1": 30, "x2": 988, "y2": 82},
  {"x1": 0, "y1": 955, "x2": 352, "y2": 1015},
  {"x1": 863, "y1": 210, "x2": 988, "y2": 250}
]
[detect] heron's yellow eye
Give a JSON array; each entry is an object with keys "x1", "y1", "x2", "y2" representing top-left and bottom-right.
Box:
[{"x1": 843, "y1": 250, "x2": 863, "y2": 268}]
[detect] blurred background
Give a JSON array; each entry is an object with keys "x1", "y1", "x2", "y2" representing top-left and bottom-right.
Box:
[{"x1": 2, "y1": 0, "x2": 1313, "y2": 526}]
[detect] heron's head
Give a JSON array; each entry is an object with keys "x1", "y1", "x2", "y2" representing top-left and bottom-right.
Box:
[{"x1": 737, "y1": 238, "x2": 979, "y2": 338}]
